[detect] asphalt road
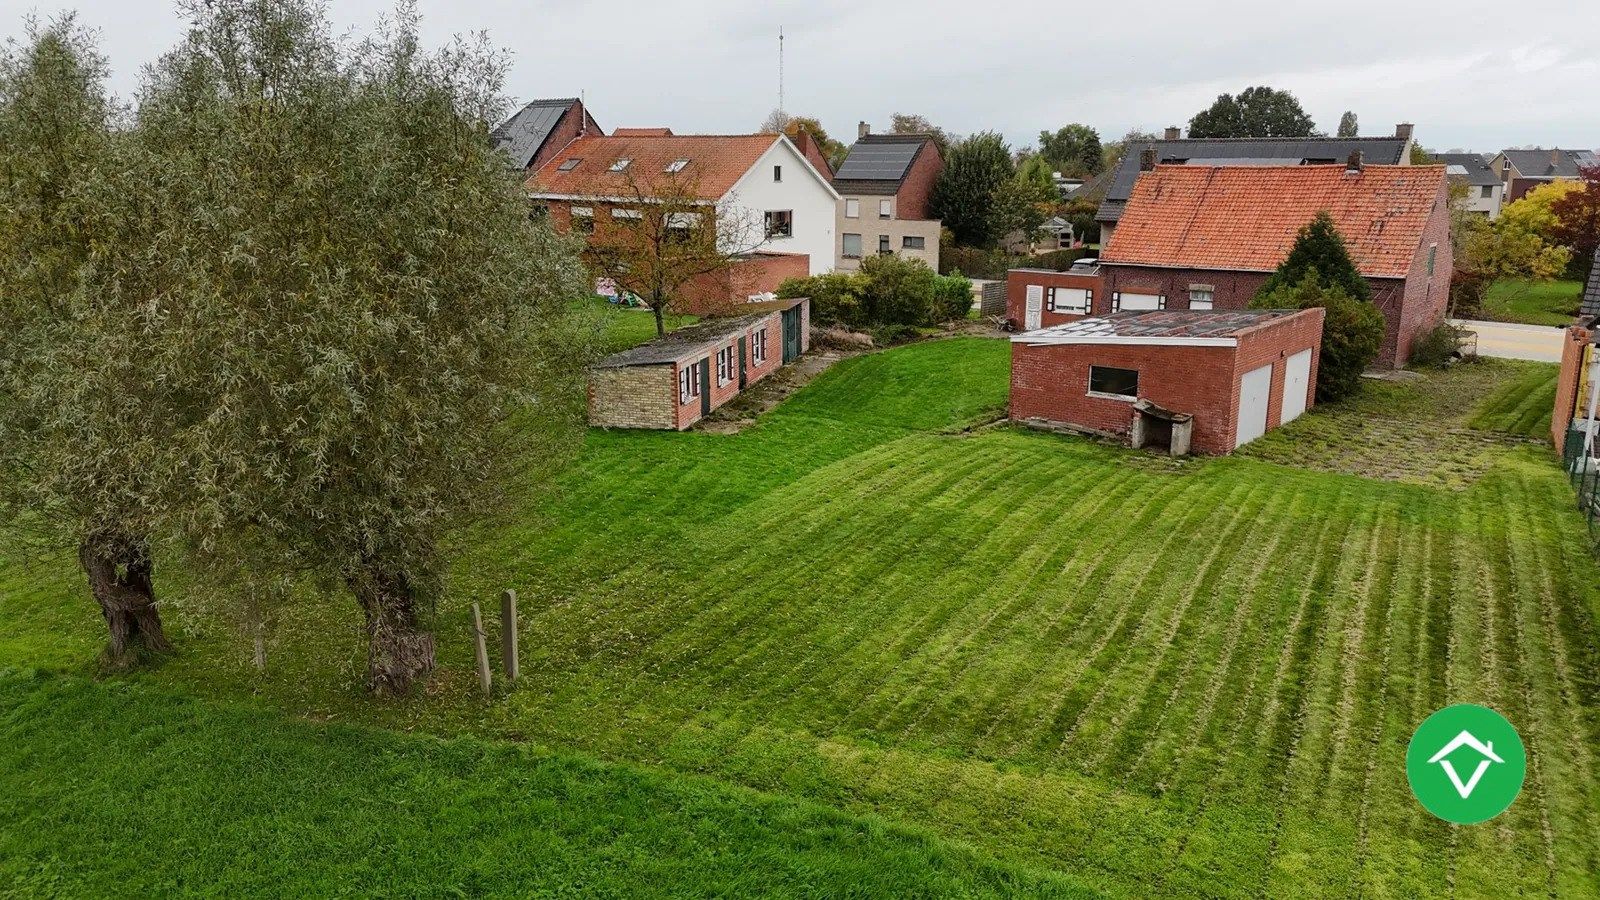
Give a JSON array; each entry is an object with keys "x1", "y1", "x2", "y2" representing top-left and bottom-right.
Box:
[{"x1": 1450, "y1": 319, "x2": 1566, "y2": 363}]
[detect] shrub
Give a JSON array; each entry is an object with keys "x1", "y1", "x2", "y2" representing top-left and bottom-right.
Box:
[
  {"x1": 870, "y1": 323, "x2": 920, "y2": 346},
  {"x1": 1251, "y1": 273, "x2": 1383, "y2": 402},
  {"x1": 777, "y1": 272, "x2": 865, "y2": 327},
  {"x1": 1408, "y1": 324, "x2": 1468, "y2": 369},
  {"x1": 933, "y1": 271, "x2": 974, "y2": 322},
  {"x1": 1449, "y1": 268, "x2": 1488, "y2": 319},
  {"x1": 781, "y1": 257, "x2": 969, "y2": 332}
]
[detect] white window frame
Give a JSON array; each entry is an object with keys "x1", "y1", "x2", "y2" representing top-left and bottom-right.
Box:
[
  {"x1": 1113, "y1": 291, "x2": 1165, "y2": 311},
  {"x1": 842, "y1": 232, "x2": 862, "y2": 259},
  {"x1": 752, "y1": 328, "x2": 768, "y2": 364},
  {"x1": 1046, "y1": 287, "x2": 1092, "y2": 313},
  {"x1": 679, "y1": 364, "x2": 700, "y2": 404},
  {"x1": 765, "y1": 210, "x2": 794, "y2": 239},
  {"x1": 716, "y1": 346, "x2": 734, "y2": 385},
  {"x1": 1188, "y1": 285, "x2": 1215, "y2": 310},
  {"x1": 879, "y1": 199, "x2": 893, "y2": 219},
  {"x1": 845, "y1": 199, "x2": 860, "y2": 218},
  {"x1": 611, "y1": 208, "x2": 642, "y2": 220}
]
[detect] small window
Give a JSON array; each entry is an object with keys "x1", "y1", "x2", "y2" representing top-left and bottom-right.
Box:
[
  {"x1": 1481, "y1": 185, "x2": 1494, "y2": 199},
  {"x1": 1427, "y1": 243, "x2": 1438, "y2": 276},
  {"x1": 902, "y1": 235, "x2": 926, "y2": 250},
  {"x1": 842, "y1": 233, "x2": 862, "y2": 259},
  {"x1": 1089, "y1": 365, "x2": 1139, "y2": 398},
  {"x1": 609, "y1": 158, "x2": 632, "y2": 172},
  {"x1": 753, "y1": 328, "x2": 768, "y2": 364},
  {"x1": 716, "y1": 346, "x2": 735, "y2": 385},
  {"x1": 845, "y1": 199, "x2": 860, "y2": 218},
  {"x1": 879, "y1": 199, "x2": 892, "y2": 219},
  {"x1": 765, "y1": 210, "x2": 793, "y2": 238},
  {"x1": 664, "y1": 159, "x2": 689, "y2": 173},
  {"x1": 678, "y1": 364, "x2": 702, "y2": 404},
  {"x1": 1046, "y1": 287, "x2": 1090, "y2": 313},
  {"x1": 612, "y1": 208, "x2": 642, "y2": 219},
  {"x1": 571, "y1": 206, "x2": 595, "y2": 234},
  {"x1": 878, "y1": 235, "x2": 891, "y2": 255},
  {"x1": 558, "y1": 158, "x2": 581, "y2": 171},
  {"x1": 773, "y1": 165, "x2": 783, "y2": 182},
  {"x1": 1189, "y1": 286, "x2": 1214, "y2": 310}
]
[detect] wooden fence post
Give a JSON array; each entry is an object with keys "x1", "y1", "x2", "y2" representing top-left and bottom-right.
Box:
[
  {"x1": 470, "y1": 602, "x2": 492, "y2": 697},
  {"x1": 500, "y1": 589, "x2": 519, "y2": 683}
]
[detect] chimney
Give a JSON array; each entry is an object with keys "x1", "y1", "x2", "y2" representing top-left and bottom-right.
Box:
[
  {"x1": 1139, "y1": 147, "x2": 1157, "y2": 172},
  {"x1": 1395, "y1": 122, "x2": 1414, "y2": 142},
  {"x1": 1552, "y1": 148, "x2": 1563, "y2": 168},
  {"x1": 858, "y1": 120, "x2": 870, "y2": 140},
  {"x1": 1163, "y1": 126, "x2": 1181, "y2": 141},
  {"x1": 1346, "y1": 150, "x2": 1364, "y2": 173}
]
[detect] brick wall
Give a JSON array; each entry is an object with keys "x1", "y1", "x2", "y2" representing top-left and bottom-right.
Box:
[
  {"x1": 1386, "y1": 182, "x2": 1453, "y2": 368},
  {"x1": 1554, "y1": 325, "x2": 1592, "y2": 449},
  {"x1": 676, "y1": 253, "x2": 810, "y2": 315},
  {"x1": 670, "y1": 309, "x2": 789, "y2": 428},
  {"x1": 1009, "y1": 308, "x2": 1323, "y2": 455},
  {"x1": 895, "y1": 144, "x2": 943, "y2": 220},
  {"x1": 589, "y1": 365, "x2": 676, "y2": 429},
  {"x1": 1006, "y1": 269, "x2": 1104, "y2": 329},
  {"x1": 528, "y1": 101, "x2": 601, "y2": 173}
]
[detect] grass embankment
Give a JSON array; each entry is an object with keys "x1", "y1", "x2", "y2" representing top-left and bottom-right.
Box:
[
  {"x1": 2, "y1": 337, "x2": 1598, "y2": 897},
  {"x1": 1481, "y1": 278, "x2": 1583, "y2": 327}
]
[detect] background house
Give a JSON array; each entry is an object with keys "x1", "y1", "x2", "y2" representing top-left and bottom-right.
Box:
[
  {"x1": 1437, "y1": 152, "x2": 1504, "y2": 219},
  {"x1": 1097, "y1": 159, "x2": 1451, "y2": 368},
  {"x1": 1095, "y1": 126, "x2": 1415, "y2": 246},
  {"x1": 832, "y1": 127, "x2": 943, "y2": 272},
  {"x1": 527, "y1": 130, "x2": 838, "y2": 311},
  {"x1": 491, "y1": 98, "x2": 603, "y2": 172},
  {"x1": 1492, "y1": 148, "x2": 1597, "y2": 202},
  {"x1": 1010, "y1": 308, "x2": 1324, "y2": 455},
  {"x1": 1006, "y1": 263, "x2": 1102, "y2": 331}
]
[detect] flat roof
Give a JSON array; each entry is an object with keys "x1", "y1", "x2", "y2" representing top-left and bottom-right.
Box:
[
  {"x1": 593, "y1": 297, "x2": 804, "y2": 368},
  {"x1": 1011, "y1": 309, "x2": 1304, "y2": 348}
]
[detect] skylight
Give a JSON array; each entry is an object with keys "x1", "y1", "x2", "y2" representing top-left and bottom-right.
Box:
[
  {"x1": 665, "y1": 159, "x2": 689, "y2": 173},
  {"x1": 558, "y1": 158, "x2": 580, "y2": 171},
  {"x1": 609, "y1": 158, "x2": 632, "y2": 172}
]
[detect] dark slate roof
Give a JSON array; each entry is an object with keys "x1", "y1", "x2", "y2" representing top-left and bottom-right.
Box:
[
  {"x1": 1017, "y1": 309, "x2": 1300, "y2": 341},
  {"x1": 592, "y1": 298, "x2": 805, "y2": 368},
  {"x1": 1500, "y1": 148, "x2": 1588, "y2": 179},
  {"x1": 1437, "y1": 153, "x2": 1499, "y2": 187},
  {"x1": 833, "y1": 134, "x2": 929, "y2": 195},
  {"x1": 491, "y1": 98, "x2": 581, "y2": 169},
  {"x1": 1096, "y1": 136, "x2": 1411, "y2": 223},
  {"x1": 1583, "y1": 248, "x2": 1600, "y2": 319}
]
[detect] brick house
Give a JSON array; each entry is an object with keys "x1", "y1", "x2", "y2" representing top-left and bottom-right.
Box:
[
  {"x1": 832, "y1": 127, "x2": 943, "y2": 272},
  {"x1": 1005, "y1": 264, "x2": 1103, "y2": 330},
  {"x1": 589, "y1": 297, "x2": 811, "y2": 430},
  {"x1": 528, "y1": 130, "x2": 839, "y2": 314},
  {"x1": 490, "y1": 98, "x2": 603, "y2": 172},
  {"x1": 1491, "y1": 148, "x2": 1597, "y2": 203},
  {"x1": 1097, "y1": 159, "x2": 1452, "y2": 367},
  {"x1": 1010, "y1": 308, "x2": 1324, "y2": 455}
]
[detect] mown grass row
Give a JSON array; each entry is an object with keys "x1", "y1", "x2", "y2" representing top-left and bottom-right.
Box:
[{"x1": 1467, "y1": 361, "x2": 1560, "y2": 438}]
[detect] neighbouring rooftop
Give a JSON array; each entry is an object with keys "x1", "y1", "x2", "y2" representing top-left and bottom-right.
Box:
[
  {"x1": 1436, "y1": 152, "x2": 1500, "y2": 187},
  {"x1": 833, "y1": 134, "x2": 937, "y2": 195},
  {"x1": 1013, "y1": 309, "x2": 1302, "y2": 345},
  {"x1": 1583, "y1": 248, "x2": 1600, "y2": 319},
  {"x1": 529, "y1": 133, "x2": 782, "y2": 200},
  {"x1": 490, "y1": 98, "x2": 589, "y2": 169}
]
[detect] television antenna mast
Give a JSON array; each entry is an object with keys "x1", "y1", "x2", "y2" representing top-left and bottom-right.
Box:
[{"x1": 778, "y1": 26, "x2": 785, "y2": 124}]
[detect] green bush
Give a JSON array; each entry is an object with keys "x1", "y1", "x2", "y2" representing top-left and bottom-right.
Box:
[
  {"x1": 777, "y1": 272, "x2": 866, "y2": 327},
  {"x1": 779, "y1": 258, "x2": 972, "y2": 331},
  {"x1": 1408, "y1": 323, "x2": 1467, "y2": 369},
  {"x1": 1251, "y1": 272, "x2": 1384, "y2": 402},
  {"x1": 933, "y1": 271, "x2": 974, "y2": 322}
]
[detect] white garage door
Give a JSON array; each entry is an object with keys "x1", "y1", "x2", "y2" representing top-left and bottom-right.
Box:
[
  {"x1": 1236, "y1": 363, "x2": 1273, "y2": 448},
  {"x1": 1025, "y1": 284, "x2": 1043, "y2": 330},
  {"x1": 1280, "y1": 349, "x2": 1312, "y2": 425}
]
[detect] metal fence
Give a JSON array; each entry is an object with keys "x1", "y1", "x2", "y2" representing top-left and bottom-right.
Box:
[{"x1": 1562, "y1": 424, "x2": 1600, "y2": 534}]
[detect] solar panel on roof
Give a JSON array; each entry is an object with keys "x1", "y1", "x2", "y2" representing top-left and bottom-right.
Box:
[
  {"x1": 836, "y1": 142, "x2": 921, "y2": 181},
  {"x1": 489, "y1": 101, "x2": 573, "y2": 168}
]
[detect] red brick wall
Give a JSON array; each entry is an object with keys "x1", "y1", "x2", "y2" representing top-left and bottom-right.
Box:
[
  {"x1": 1554, "y1": 325, "x2": 1591, "y2": 449},
  {"x1": 1008, "y1": 308, "x2": 1323, "y2": 455},
  {"x1": 668, "y1": 309, "x2": 790, "y2": 429},
  {"x1": 1006, "y1": 269, "x2": 1104, "y2": 329},
  {"x1": 676, "y1": 253, "x2": 810, "y2": 315},
  {"x1": 895, "y1": 143, "x2": 944, "y2": 220},
  {"x1": 1099, "y1": 266, "x2": 1269, "y2": 313},
  {"x1": 528, "y1": 101, "x2": 602, "y2": 173},
  {"x1": 1386, "y1": 181, "x2": 1453, "y2": 367}
]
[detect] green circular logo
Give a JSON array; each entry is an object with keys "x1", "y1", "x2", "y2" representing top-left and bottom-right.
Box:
[{"x1": 1406, "y1": 704, "x2": 1525, "y2": 824}]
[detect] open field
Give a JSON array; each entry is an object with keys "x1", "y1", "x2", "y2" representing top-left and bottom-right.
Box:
[
  {"x1": 1483, "y1": 278, "x2": 1584, "y2": 327},
  {"x1": 2, "y1": 337, "x2": 1598, "y2": 897}
]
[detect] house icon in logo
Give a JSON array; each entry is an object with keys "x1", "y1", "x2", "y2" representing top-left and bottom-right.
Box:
[{"x1": 1427, "y1": 730, "x2": 1505, "y2": 799}]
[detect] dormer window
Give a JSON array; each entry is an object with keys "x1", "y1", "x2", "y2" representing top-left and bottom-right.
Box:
[
  {"x1": 609, "y1": 158, "x2": 632, "y2": 172},
  {"x1": 558, "y1": 159, "x2": 580, "y2": 171},
  {"x1": 664, "y1": 159, "x2": 689, "y2": 173}
]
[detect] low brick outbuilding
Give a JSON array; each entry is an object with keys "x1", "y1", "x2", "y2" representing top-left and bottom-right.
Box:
[
  {"x1": 1010, "y1": 309, "x2": 1324, "y2": 455},
  {"x1": 589, "y1": 297, "x2": 811, "y2": 430},
  {"x1": 1006, "y1": 265, "x2": 1103, "y2": 331}
]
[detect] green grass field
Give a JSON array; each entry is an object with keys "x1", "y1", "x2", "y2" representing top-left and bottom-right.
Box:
[
  {"x1": 1482, "y1": 278, "x2": 1584, "y2": 327},
  {"x1": 2, "y1": 337, "x2": 1597, "y2": 897}
]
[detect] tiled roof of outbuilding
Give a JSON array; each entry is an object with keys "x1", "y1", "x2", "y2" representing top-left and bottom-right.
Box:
[
  {"x1": 1101, "y1": 164, "x2": 1447, "y2": 279},
  {"x1": 1016, "y1": 309, "x2": 1299, "y2": 343}
]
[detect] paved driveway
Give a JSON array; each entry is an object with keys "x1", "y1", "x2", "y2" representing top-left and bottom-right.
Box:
[{"x1": 1450, "y1": 319, "x2": 1565, "y2": 363}]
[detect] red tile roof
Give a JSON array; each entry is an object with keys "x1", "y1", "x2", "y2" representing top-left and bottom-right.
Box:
[
  {"x1": 1101, "y1": 164, "x2": 1447, "y2": 279},
  {"x1": 527, "y1": 133, "x2": 780, "y2": 201}
]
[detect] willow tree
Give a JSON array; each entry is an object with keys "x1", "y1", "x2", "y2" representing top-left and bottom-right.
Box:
[
  {"x1": 0, "y1": 17, "x2": 176, "y2": 665},
  {"x1": 131, "y1": 0, "x2": 595, "y2": 693}
]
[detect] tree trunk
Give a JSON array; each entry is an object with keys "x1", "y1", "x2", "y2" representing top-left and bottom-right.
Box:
[
  {"x1": 652, "y1": 300, "x2": 666, "y2": 338},
  {"x1": 349, "y1": 563, "x2": 435, "y2": 696},
  {"x1": 79, "y1": 529, "x2": 171, "y2": 668}
]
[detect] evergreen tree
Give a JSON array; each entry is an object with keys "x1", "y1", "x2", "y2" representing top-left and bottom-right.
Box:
[
  {"x1": 930, "y1": 131, "x2": 1015, "y2": 247},
  {"x1": 1251, "y1": 273, "x2": 1383, "y2": 402},
  {"x1": 1259, "y1": 211, "x2": 1372, "y2": 301}
]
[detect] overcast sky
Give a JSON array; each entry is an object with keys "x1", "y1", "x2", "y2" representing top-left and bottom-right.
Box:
[{"x1": 3, "y1": 0, "x2": 1596, "y2": 154}]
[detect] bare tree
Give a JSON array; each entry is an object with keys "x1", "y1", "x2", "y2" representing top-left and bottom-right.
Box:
[{"x1": 585, "y1": 165, "x2": 766, "y2": 337}]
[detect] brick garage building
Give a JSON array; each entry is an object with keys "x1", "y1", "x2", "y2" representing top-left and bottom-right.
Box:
[
  {"x1": 589, "y1": 297, "x2": 810, "y2": 430},
  {"x1": 1010, "y1": 309, "x2": 1324, "y2": 455},
  {"x1": 1005, "y1": 264, "x2": 1103, "y2": 330},
  {"x1": 1098, "y1": 159, "x2": 1451, "y2": 368}
]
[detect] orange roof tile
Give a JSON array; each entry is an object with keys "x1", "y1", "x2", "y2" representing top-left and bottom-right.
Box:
[
  {"x1": 1101, "y1": 164, "x2": 1448, "y2": 279},
  {"x1": 527, "y1": 133, "x2": 780, "y2": 201}
]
